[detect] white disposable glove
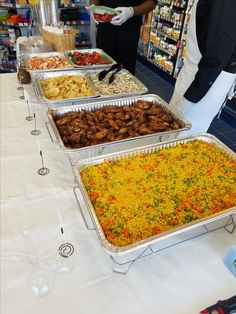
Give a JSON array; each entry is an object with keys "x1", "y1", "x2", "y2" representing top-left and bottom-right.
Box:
[{"x1": 111, "y1": 7, "x2": 134, "y2": 26}]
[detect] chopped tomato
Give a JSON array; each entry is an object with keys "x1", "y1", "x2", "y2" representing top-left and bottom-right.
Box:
[
  {"x1": 68, "y1": 51, "x2": 112, "y2": 66},
  {"x1": 153, "y1": 227, "x2": 161, "y2": 234},
  {"x1": 97, "y1": 207, "x2": 104, "y2": 216},
  {"x1": 90, "y1": 191, "x2": 99, "y2": 201},
  {"x1": 122, "y1": 228, "x2": 129, "y2": 237},
  {"x1": 108, "y1": 195, "x2": 115, "y2": 204}
]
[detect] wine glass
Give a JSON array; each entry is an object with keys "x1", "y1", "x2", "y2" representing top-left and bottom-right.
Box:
[
  {"x1": 23, "y1": 229, "x2": 54, "y2": 297},
  {"x1": 48, "y1": 210, "x2": 76, "y2": 273},
  {"x1": 16, "y1": 55, "x2": 25, "y2": 99},
  {"x1": 16, "y1": 55, "x2": 24, "y2": 91}
]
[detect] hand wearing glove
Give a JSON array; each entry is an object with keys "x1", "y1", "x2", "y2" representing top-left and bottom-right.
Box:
[{"x1": 111, "y1": 7, "x2": 134, "y2": 26}]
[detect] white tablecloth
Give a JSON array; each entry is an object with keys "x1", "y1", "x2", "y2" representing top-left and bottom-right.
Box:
[{"x1": 1, "y1": 73, "x2": 236, "y2": 314}]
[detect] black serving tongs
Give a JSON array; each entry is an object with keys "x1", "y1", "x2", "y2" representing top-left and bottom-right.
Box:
[
  {"x1": 108, "y1": 63, "x2": 123, "y2": 84},
  {"x1": 98, "y1": 63, "x2": 122, "y2": 81}
]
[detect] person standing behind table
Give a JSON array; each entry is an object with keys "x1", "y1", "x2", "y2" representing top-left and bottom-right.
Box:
[
  {"x1": 169, "y1": 0, "x2": 236, "y2": 135},
  {"x1": 90, "y1": 0, "x2": 157, "y2": 74}
]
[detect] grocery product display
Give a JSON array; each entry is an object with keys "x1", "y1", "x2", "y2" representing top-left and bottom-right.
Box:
[
  {"x1": 138, "y1": 0, "x2": 194, "y2": 78},
  {"x1": 0, "y1": 1, "x2": 33, "y2": 72},
  {"x1": 58, "y1": 0, "x2": 94, "y2": 49}
]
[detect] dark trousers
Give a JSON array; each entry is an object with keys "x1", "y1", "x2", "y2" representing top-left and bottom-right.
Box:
[{"x1": 96, "y1": 21, "x2": 141, "y2": 74}]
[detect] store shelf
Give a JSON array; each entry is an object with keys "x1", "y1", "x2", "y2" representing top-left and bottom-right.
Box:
[
  {"x1": 150, "y1": 40, "x2": 176, "y2": 57},
  {"x1": 59, "y1": 3, "x2": 86, "y2": 8},
  {"x1": 0, "y1": 21, "x2": 30, "y2": 27},
  {"x1": 0, "y1": 3, "x2": 31, "y2": 74},
  {"x1": 153, "y1": 13, "x2": 182, "y2": 28},
  {"x1": 0, "y1": 2, "x2": 29, "y2": 8},
  {"x1": 157, "y1": 0, "x2": 186, "y2": 8},
  {"x1": 138, "y1": 51, "x2": 173, "y2": 75},
  {"x1": 76, "y1": 40, "x2": 91, "y2": 48},
  {"x1": 154, "y1": 28, "x2": 178, "y2": 42},
  {"x1": 139, "y1": 0, "x2": 193, "y2": 80},
  {"x1": 0, "y1": 66, "x2": 16, "y2": 72},
  {"x1": 0, "y1": 43, "x2": 15, "y2": 49},
  {"x1": 64, "y1": 20, "x2": 90, "y2": 25},
  {"x1": 147, "y1": 57, "x2": 172, "y2": 75}
]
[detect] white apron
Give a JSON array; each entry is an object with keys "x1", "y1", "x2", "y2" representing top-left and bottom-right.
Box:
[{"x1": 169, "y1": 0, "x2": 236, "y2": 135}]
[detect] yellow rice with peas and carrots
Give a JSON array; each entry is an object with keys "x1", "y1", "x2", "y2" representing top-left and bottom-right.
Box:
[{"x1": 80, "y1": 140, "x2": 236, "y2": 247}]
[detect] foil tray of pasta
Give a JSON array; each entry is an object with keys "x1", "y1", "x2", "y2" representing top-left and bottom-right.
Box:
[
  {"x1": 72, "y1": 133, "x2": 236, "y2": 256},
  {"x1": 87, "y1": 69, "x2": 148, "y2": 98},
  {"x1": 47, "y1": 94, "x2": 191, "y2": 158},
  {"x1": 23, "y1": 52, "x2": 74, "y2": 73},
  {"x1": 33, "y1": 70, "x2": 99, "y2": 104}
]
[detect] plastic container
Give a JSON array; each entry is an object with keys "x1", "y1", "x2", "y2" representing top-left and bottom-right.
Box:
[
  {"x1": 87, "y1": 5, "x2": 117, "y2": 22},
  {"x1": 224, "y1": 245, "x2": 236, "y2": 277}
]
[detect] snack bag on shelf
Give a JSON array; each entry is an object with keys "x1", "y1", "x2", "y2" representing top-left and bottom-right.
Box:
[{"x1": 16, "y1": 0, "x2": 28, "y2": 4}]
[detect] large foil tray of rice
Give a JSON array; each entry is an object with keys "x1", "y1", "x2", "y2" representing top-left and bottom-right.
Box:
[
  {"x1": 47, "y1": 94, "x2": 191, "y2": 159},
  {"x1": 73, "y1": 134, "x2": 236, "y2": 255}
]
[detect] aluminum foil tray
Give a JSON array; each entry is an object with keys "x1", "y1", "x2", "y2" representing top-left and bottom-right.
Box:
[
  {"x1": 33, "y1": 69, "x2": 99, "y2": 104},
  {"x1": 64, "y1": 49, "x2": 116, "y2": 69},
  {"x1": 86, "y1": 68, "x2": 148, "y2": 99},
  {"x1": 23, "y1": 52, "x2": 74, "y2": 73},
  {"x1": 72, "y1": 133, "x2": 236, "y2": 256},
  {"x1": 47, "y1": 94, "x2": 191, "y2": 158}
]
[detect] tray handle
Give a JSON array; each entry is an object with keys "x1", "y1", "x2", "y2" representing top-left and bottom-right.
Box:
[
  {"x1": 32, "y1": 80, "x2": 41, "y2": 101},
  {"x1": 45, "y1": 121, "x2": 59, "y2": 143},
  {"x1": 73, "y1": 186, "x2": 95, "y2": 231}
]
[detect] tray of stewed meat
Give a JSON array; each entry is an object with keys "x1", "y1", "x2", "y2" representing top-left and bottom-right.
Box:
[{"x1": 47, "y1": 94, "x2": 191, "y2": 156}]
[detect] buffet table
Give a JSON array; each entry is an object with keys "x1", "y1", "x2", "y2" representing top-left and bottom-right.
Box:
[{"x1": 1, "y1": 73, "x2": 236, "y2": 314}]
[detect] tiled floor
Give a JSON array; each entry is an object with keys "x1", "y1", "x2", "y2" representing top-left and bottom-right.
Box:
[{"x1": 136, "y1": 60, "x2": 236, "y2": 152}]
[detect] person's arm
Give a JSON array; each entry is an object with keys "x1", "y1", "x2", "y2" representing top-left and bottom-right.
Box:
[
  {"x1": 133, "y1": 0, "x2": 156, "y2": 16},
  {"x1": 90, "y1": 0, "x2": 100, "y2": 5},
  {"x1": 184, "y1": 1, "x2": 236, "y2": 103},
  {"x1": 111, "y1": 0, "x2": 156, "y2": 26}
]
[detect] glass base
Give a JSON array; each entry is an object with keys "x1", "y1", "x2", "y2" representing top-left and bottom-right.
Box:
[
  {"x1": 26, "y1": 116, "x2": 33, "y2": 121},
  {"x1": 38, "y1": 168, "x2": 50, "y2": 176},
  {"x1": 31, "y1": 130, "x2": 41, "y2": 136},
  {"x1": 58, "y1": 243, "x2": 75, "y2": 257}
]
